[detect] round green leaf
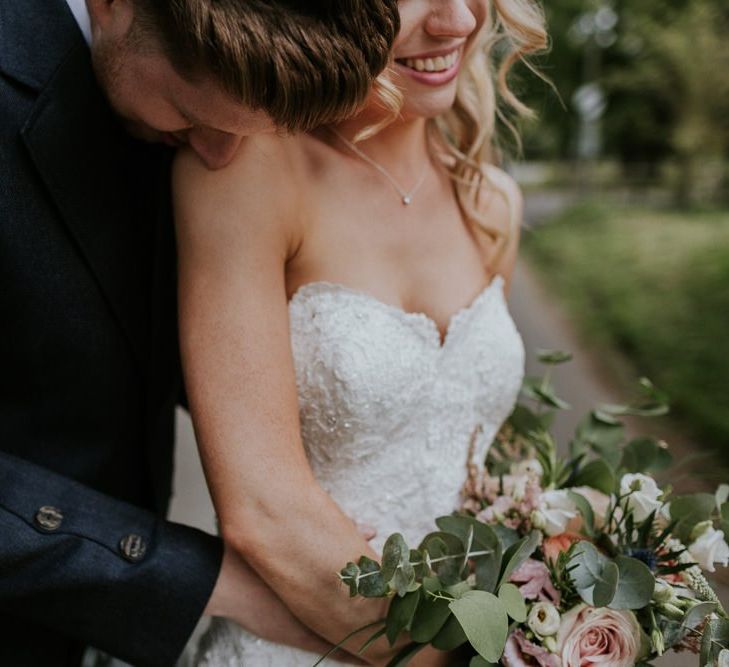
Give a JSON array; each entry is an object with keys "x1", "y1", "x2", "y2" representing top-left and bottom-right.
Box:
[
  {"x1": 609, "y1": 556, "x2": 655, "y2": 610},
  {"x1": 498, "y1": 582, "x2": 527, "y2": 622},
  {"x1": 449, "y1": 591, "x2": 508, "y2": 663}
]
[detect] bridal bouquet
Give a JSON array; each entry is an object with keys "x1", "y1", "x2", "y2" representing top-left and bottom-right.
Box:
[{"x1": 324, "y1": 351, "x2": 729, "y2": 667}]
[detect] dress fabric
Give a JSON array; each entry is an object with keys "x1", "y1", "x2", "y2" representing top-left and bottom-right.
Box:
[{"x1": 195, "y1": 275, "x2": 525, "y2": 666}]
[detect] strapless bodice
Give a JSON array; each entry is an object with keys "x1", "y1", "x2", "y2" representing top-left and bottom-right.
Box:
[{"x1": 195, "y1": 274, "x2": 525, "y2": 666}]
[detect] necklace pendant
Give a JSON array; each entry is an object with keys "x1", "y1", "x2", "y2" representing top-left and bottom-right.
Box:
[{"x1": 402, "y1": 195, "x2": 412, "y2": 206}]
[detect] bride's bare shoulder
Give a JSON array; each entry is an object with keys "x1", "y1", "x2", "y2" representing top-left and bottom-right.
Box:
[
  {"x1": 172, "y1": 134, "x2": 310, "y2": 251},
  {"x1": 476, "y1": 164, "x2": 524, "y2": 282}
]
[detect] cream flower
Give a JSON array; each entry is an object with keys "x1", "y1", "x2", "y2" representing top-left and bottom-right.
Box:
[
  {"x1": 527, "y1": 601, "x2": 561, "y2": 638},
  {"x1": 688, "y1": 526, "x2": 729, "y2": 573},
  {"x1": 535, "y1": 490, "x2": 578, "y2": 537},
  {"x1": 557, "y1": 604, "x2": 644, "y2": 667},
  {"x1": 620, "y1": 473, "x2": 663, "y2": 522}
]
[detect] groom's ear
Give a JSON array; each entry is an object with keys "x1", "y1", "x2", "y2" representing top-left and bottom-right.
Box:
[{"x1": 87, "y1": 0, "x2": 135, "y2": 42}]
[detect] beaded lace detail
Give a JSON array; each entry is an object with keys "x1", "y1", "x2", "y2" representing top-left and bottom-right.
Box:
[{"x1": 195, "y1": 275, "x2": 525, "y2": 666}]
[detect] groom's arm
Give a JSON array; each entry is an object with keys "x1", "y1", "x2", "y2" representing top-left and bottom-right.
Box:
[
  {"x1": 0, "y1": 451, "x2": 341, "y2": 666},
  {"x1": 0, "y1": 450, "x2": 221, "y2": 667}
]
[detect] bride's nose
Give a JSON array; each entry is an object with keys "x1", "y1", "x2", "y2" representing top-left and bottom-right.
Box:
[{"x1": 425, "y1": 0, "x2": 478, "y2": 38}]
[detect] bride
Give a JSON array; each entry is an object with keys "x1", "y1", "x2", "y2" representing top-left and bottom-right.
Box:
[{"x1": 174, "y1": 0, "x2": 547, "y2": 664}]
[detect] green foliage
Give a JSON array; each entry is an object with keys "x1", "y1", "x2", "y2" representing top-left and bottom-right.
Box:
[
  {"x1": 449, "y1": 591, "x2": 508, "y2": 664},
  {"x1": 700, "y1": 616, "x2": 729, "y2": 666},
  {"x1": 569, "y1": 541, "x2": 654, "y2": 610},
  {"x1": 669, "y1": 494, "x2": 717, "y2": 543},
  {"x1": 498, "y1": 583, "x2": 527, "y2": 623},
  {"x1": 525, "y1": 203, "x2": 729, "y2": 460}
]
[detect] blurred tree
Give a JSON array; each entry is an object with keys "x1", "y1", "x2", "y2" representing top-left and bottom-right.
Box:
[
  {"x1": 518, "y1": 0, "x2": 729, "y2": 204},
  {"x1": 606, "y1": 0, "x2": 729, "y2": 204}
]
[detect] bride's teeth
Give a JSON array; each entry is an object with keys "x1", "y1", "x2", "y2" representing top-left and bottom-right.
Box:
[{"x1": 401, "y1": 50, "x2": 459, "y2": 73}]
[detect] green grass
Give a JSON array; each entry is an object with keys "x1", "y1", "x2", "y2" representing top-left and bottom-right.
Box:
[{"x1": 524, "y1": 201, "x2": 729, "y2": 452}]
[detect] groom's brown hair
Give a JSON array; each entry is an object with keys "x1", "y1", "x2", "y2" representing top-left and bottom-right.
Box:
[{"x1": 129, "y1": 0, "x2": 399, "y2": 131}]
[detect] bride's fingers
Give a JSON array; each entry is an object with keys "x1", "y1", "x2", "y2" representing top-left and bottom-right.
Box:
[{"x1": 355, "y1": 522, "x2": 377, "y2": 542}]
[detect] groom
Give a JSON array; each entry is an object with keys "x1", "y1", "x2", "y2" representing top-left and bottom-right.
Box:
[{"x1": 0, "y1": 0, "x2": 397, "y2": 665}]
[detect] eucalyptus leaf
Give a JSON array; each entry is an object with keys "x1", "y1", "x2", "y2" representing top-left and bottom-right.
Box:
[
  {"x1": 568, "y1": 490, "x2": 595, "y2": 536},
  {"x1": 573, "y1": 458, "x2": 616, "y2": 495},
  {"x1": 537, "y1": 348, "x2": 574, "y2": 365},
  {"x1": 386, "y1": 589, "x2": 421, "y2": 646},
  {"x1": 572, "y1": 413, "x2": 624, "y2": 466},
  {"x1": 491, "y1": 524, "x2": 520, "y2": 550},
  {"x1": 498, "y1": 582, "x2": 527, "y2": 622},
  {"x1": 449, "y1": 591, "x2": 508, "y2": 663},
  {"x1": 409, "y1": 549, "x2": 429, "y2": 580},
  {"x1": 593, "y1": 560, "x2": 619, "y2": 607},
  {"x1": 669, "y1": 494, "x2": 716, "y2": 543},
  {"x1": 420, "y1": 532, "x2": 466, "y2": 586},
  {"x1": 498, "y1": 531, "x2": 540, "y2": 589},
  {"x1": 509, "y1": 404, "x2": 551, "y2": 437},
  {"x1": 410, "y1": 597, "x2": 452, "y2": 643},
  {"x1": 682, "y1": 601, "x2": 718, "y2": 630},
  {"x1": 432, "y1": 613, "x2": 469, "y2": 651},
  {"x1": 357, "y1": 556, "x2": 389, "y2": 598},
  {"x1": 340, "y1": 562, "x2": 360, "y2": 597},
  {"x1": 381, "y1": 533, "x2": 409, "y2": 582},
  {"x1": 700, "y1": 616, "x2": 729, "y2": 666},
  {"x1": 533, "y1": 384, "x2": 571, "y2": 410},
  {"x1": 437, "y1": 517, "x2": 502, "y2": 593},
  {"x1": 621, "y1": 438, "x2": 673, "y2": 474},
  {"x1": 609, "y1": 556, "x2": 655, "y2": 610},
  {"x1": 569, "y1": 541, "x2": 609, "y2": 604}
]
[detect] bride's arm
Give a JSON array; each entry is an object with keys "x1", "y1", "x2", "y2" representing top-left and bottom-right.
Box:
[{"x1": 173, "y1": 141, "x2": 443, "y2": 666}]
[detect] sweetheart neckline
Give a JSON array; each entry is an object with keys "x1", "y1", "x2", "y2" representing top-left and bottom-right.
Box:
[{"x1": 288, "y1": 274, "x2": 505, "y2": 348}]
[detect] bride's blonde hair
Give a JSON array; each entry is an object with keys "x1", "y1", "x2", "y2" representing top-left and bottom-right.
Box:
[{"x1": 361, "y1": 0, "x2": 548, "y2": 262}]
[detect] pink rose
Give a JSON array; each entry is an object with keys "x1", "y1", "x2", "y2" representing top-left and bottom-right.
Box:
[
  {"x1": 503, "y1": 630, "x2": 560, "y2": 667},
  {"x1": 557, "y1": 604, "x2": 645, "y2": 667},
  {"x1": 509, "y1": 558, "x2": 561, "y2": 605}
]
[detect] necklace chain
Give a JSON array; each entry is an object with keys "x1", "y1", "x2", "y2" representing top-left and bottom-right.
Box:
[{"x1": 328, "y1": 128, "x2": 428, "y2": 206}]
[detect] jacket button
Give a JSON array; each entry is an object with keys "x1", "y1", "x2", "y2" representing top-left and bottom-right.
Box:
[
  {"x1": 119, "y1": 534, "x2": 147, "y2": 563},
  {"x1": 35, "y1": 506, "x2": 63, "y2": 532}
]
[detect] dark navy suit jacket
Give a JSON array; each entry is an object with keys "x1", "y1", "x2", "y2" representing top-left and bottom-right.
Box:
[{"x1": 0, "y1": 1, "x2": 223, "y2": 665}]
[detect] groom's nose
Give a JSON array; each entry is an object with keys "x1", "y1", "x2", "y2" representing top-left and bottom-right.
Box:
[{"x1": 186, "y1": 128, "x2": 243, "y2": 170}]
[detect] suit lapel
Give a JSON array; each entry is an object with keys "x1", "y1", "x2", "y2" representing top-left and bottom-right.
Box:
[{"x1": 20, "y1": 40, "x2": 166, "y2": 372}]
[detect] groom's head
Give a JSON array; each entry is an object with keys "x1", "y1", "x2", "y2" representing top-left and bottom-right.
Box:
[{"x1": 86, "y1": 0, "x2": 399, "y2": 169}]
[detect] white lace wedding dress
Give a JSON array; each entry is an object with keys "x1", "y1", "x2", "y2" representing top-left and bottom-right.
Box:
[{"x1": 195, "y1": 274, "x2": 525, "y2": 666}]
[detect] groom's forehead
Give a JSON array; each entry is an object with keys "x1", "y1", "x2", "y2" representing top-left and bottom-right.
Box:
[{"x1": 132, "y1": 48, "x2": 275, "y2": 133}]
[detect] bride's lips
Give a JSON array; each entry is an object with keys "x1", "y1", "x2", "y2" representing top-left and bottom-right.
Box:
[{"x1": 394, "y1": 46, "x2": 463, "y2": 86}]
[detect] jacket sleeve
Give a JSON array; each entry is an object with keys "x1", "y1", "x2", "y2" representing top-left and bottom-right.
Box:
[{"x1": 0, "y1": 451, "x2": 223, "y2": 667}]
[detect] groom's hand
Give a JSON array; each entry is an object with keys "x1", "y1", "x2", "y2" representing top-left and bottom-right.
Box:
[{"x1": 205, "y1": 544, "x2": 366, "y2": 663}]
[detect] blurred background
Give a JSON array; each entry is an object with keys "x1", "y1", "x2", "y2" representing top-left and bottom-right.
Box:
[
  {"x1": 168, "y1": 1, "x2": 729, "y2": 663},
  {"x1": 509, "y1": 0, "x2": 728, "y2": 481}
]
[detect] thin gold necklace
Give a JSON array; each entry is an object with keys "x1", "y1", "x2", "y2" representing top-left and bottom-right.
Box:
[{"x1": 328, "y1": 128, "x2": 429, "y2": 206}]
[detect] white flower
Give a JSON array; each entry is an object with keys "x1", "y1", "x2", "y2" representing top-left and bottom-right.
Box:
[
  {"x1": 652, "y1": 579, "x2": 677, "y2": 605},
  {"x1": 527, "y1": 601, "x2": 561, "y2": 637},
  {"x1": 512, "y1": 459, "x2": 544, "y2": 478},
  {"x1": 688, "y1": 526, "x2": 729, "y2": 573},
  {"x1": 718, "y1": 648, "x2": 729, "y2": 667},
  {"x1": 537, "y1": 490, "x2": 578, "y2": 536},
  {"x1": 620, "y1": 473, "x2": 663, "y2": 522}
]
